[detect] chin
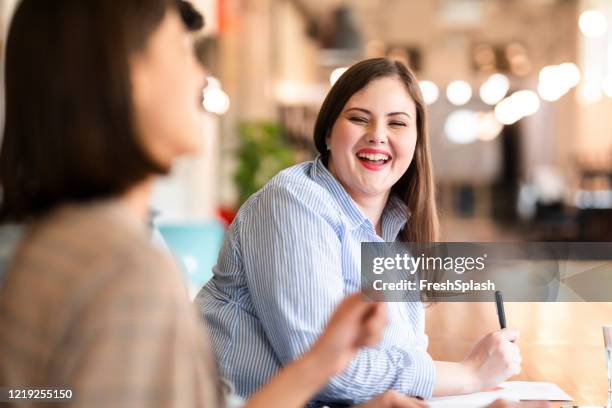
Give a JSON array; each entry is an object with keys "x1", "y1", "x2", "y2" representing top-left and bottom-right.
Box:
[
  {"x1": 177, "y1": 128, "x2": 204, "y2": 154},
  {"x1": 356, "y1": 185, "x2": 390, "y2": 197}
]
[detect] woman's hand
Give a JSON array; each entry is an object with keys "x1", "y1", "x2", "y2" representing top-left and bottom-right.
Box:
[
  {"x1": 353, "y1": 391, "x2": 428, "y2": 408},
  {"x1": 309, "y1": 292, "x2": 388, "y2": 376},
  {"x1": 461, "y1": 329, "x2": 522, "y2": 391}
]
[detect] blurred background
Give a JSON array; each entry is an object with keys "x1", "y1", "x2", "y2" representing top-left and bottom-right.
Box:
[
  {"x1": 1, "y1": 2, "x2": 612, "y2": 402},
  {"x1": 2, "y1": 0, "x2": 612, "y2": 244},
  {"x1": 3, "y1": 0, "x2": 612, "y2": 295}
]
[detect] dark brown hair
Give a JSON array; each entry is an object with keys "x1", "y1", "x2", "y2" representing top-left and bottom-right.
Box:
[
  {"x1": 0, "y1": 0, "x2": 203, "y2": 222},
  {"x1": 313, "y1": 58, "x2": 439, "y2": 242}
]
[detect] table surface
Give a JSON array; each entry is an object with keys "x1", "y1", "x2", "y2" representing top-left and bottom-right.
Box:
[{"x1": 425, "y1": 302, "x2": 612, "y2": 407}]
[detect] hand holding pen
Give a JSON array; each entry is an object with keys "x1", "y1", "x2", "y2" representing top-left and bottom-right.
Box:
[{"x1": 456, "y1": 290, "x2": 522, "y2": 392}]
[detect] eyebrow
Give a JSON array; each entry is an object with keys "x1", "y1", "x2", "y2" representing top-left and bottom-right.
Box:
[{"x1": 344, "y1": 107, "x2": 413, "y2": 119}]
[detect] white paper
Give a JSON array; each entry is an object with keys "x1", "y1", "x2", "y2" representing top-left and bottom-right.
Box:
[
  {"x1": 499, "y1": 381, "x2": 572, "y2": 401},
  {"x1": 427, "y1": 381, "x2": 573, "y2": 408}
]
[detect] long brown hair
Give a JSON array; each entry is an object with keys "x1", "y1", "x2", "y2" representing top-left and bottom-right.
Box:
[{"x1": 313, "y1": 58, "x2": 439, "y2": 242}]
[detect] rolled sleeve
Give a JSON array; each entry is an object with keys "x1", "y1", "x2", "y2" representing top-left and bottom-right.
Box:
[
  {"x1": 397, "y1": 347, "x2": 436, "y2": 399},
  {"x1": 316, "y1": 346, "x2": 435, "y2": 403}
]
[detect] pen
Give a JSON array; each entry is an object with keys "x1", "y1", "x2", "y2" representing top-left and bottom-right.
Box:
[{"x1": 495, "y1": 290, "x2": 506, "y2": 329}]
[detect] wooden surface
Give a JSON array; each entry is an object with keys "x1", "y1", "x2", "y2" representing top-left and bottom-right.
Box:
[{"x1": 425, "y1": 302, "x2": 612, "y2": 406}]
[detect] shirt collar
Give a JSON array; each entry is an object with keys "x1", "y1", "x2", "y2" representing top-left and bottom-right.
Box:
[
  {"x1": 382, "y1": 194, "x2": 409, "y2": 241},
  {"x1": 310, "y1": 156, "x2": 409, "y2": 240},
  {"x1": 310, "y1": 155, "x2": 367, "y2": 229}
]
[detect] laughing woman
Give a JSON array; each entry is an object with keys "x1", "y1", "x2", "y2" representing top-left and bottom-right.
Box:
[{"x1": 198, "y1": 58, "x2": 522, "y2": 406}]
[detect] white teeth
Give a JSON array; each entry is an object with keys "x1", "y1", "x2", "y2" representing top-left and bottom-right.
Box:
[{"x1": 356, "y1": 152, "x2": 390, "y2": 161}]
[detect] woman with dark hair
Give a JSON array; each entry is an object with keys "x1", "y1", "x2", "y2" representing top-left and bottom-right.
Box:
[
  {"x1": 0, "y1": 1, "x2": 427, "y2": 407},
  {"x1": 199, "y1": 58, "x2": 522, "y2": 405}
]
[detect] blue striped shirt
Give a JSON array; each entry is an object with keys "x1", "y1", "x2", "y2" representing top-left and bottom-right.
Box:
[{"x1": 197, "y1": 157, "x2": 436, "y2": 405}]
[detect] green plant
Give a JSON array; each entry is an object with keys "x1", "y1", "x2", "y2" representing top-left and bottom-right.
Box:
[{"x1": 234, "y1": 121, "x2": 296, "y2": 205}]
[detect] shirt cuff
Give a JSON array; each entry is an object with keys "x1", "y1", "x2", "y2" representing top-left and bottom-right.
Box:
[{"x1": 397, "y1": 349, "x2": 436, "y2": 399}]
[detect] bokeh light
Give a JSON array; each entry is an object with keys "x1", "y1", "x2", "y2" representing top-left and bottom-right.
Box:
[
  {"x1": 445, "y1": 109, "x2": 479, "y2": 144},
  {"x1": 495, "y1": 96, "x2": 521, "y2": 125},
  {"x1": 512, "y1": 90, "x2": 540, "y2": 117},
  {"x1": 579, "y1": 10, "x2": 608, "y2": 38},
  {"x1": 477, "y1": 111, "x2": 504, "y2": 141},
  {"x1": 537, "y1": 64, "x2": 581, "y2": 102},
  {"x1": 446, "y1": 80, "x2": 472, "y2": 106},
  {"x1": 419, "y1": 80, "x2": 440, "y2": 105},
  {"x1": 203, "y1": 88, "x2": 230, "y2": 115},
  {"x1": 479, "y1": 73, "x2": 510, "y2": 105}
]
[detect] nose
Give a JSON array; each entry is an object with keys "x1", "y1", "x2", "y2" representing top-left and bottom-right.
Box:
[
  {"x1": 194, "y1": 57, "x2": 208, "y2": 89},
  {"x1": 366, "y1": 122, "x2": 388, "y2": 145}
]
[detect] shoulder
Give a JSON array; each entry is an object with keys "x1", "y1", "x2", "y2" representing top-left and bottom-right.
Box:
[
  {"x1": 240, "y1": 161, "x2": 338, "y2": 219},
  {"x1": 0, "y1": 202, "x2": 186, "y2": 358},
  {"x1": 10, "y1": 202, "x2": 177, "y2": 297}
]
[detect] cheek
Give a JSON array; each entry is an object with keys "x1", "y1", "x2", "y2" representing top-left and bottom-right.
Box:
[
  {"x1": 159, "y1": 62, "x2": 194, "y2": 118},
  {"x1": 393, "y1": 132, "x2": 418, "y2": 166},
  {"x1": 146, "y1": 83, "x2": 185, "y2": 139},
  {"x1": 330, "y1": 121, "x2": 361, "y2": 154},
  {"x1": 133, "y1": 72, "x2": 202, "y2": 167},
  {"x1": 152, "y1": 59, "x2": 202, "y2": 135}
]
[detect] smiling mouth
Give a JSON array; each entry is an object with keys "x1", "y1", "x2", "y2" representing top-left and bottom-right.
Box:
[{"x1": 356, "y1": 152, "x2": 391, "y2": 166}]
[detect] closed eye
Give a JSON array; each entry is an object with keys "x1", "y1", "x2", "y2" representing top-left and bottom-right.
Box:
[
  {"x1": 389, "y1": 121, "x2": 407, "y2": 128},
  {"x1": 349, "y1": 116, "x2": 368, "y2": 124}
]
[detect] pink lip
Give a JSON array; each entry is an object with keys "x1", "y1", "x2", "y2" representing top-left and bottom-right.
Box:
[
  {"x1": 359, "y1": 160, "x2": 388, "y2": 171},
  {"x1": 355, "y1": 148, "x2": 392, "y2": 171},
  {"x1": 356, "y1": 148, "x2": 392, "y2": 157}
]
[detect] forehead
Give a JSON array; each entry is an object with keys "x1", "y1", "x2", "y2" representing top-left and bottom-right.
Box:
[
  {"x1": 138, "y1": 9, "x2": 189, "y2": 61},
  {"x1": 158, "y1": 9, "x2": 186, "y2": 38},
  {"x1": 345, "y1": 76, "x2": 416, "y2": 116}
]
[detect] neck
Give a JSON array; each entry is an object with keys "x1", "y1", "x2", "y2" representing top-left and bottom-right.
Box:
[
  {"x1": 326, "y1": 159, "x2": 390, "y2": 236},
  {"x1": 120, "y1": 178, "x2": 154, "y2": 224}
]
